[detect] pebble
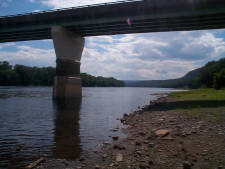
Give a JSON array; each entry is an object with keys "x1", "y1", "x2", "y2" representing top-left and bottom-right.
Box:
[
  {"x1": 155, "y1": 129, "x2": 170, "y2": 137},
  {"x1": 148, "y1": 143, "x2": 154, "y2": 147},
  {"x1": 109, "y1": 163, "x2": 114, "y2": 167},
  {"x1": 136, "y1": 142, "x2": 141, "y2": 146},
  {"x1": 116, "y1": 153, "x2": 123, "y2": 162},
  {"x1": 113, "y1": 144, "x2": 126, "y2": 150},
  {"x1": 183, "y1": 161, "x2": 191, "y2": 169},
  {"x1": 112, "y1": 136, "x2": 119, "y2": 140},
  {"x1": 95, "y1": 165, "x2": 100, "y2": 169}
]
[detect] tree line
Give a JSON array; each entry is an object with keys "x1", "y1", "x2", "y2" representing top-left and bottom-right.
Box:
[
  {"x1": 0, "y1": 61, "x2": 125, "y2": 87},
  {"x1": 199, "y1": 58, "x2": 225, "y2": 89}
]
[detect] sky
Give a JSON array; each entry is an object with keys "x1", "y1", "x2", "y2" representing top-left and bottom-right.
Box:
[{"x1": 0, "y1": 0, "x2": 225, "y2": 80}]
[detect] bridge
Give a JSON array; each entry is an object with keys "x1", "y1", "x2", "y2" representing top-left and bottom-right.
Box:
[{"x1": 0, "y1": 0, "x2": 225, "y2": 99}]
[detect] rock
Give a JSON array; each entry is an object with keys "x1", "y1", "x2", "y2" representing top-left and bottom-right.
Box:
[
  {"x1": 148, "y1": 160, "x2": 153, "y2": 165},
  {"x1": 183, "y1": 161, "x2": 191, "y2": 169},
  {"x1": 136, "y1": 142, "x2": 141, "y2": 146},
  {"x1": 102, "y1": 154, "x2": 107, "y2": 160},
  {"x1": 155, "y1": 129, "x2": 170, "y2": 137},
  {"x1": 139, "y1": 132, "x2": 146, "y2": 136},
  {"x1": 109, "y1": 163, "x2": 114, "y2": 167},
  {"x1": 143, "y1": 140, "x2": 149, "y2": 144},
  {"x1": 148, "y1": 142, "x2": 154, "y2": 147},
  {"x1": 116, "y1": 153, "x2": 123, "y2": 162},
  {"x1": 95, "y1": 165, "x2": 100, "y2": 169},
  {"x1": 113, "y1": 144, "x2": 126, "y2": 150},
  {"x1": 110, "y1": 129, "x2": 118, "y2": 132},
  {"x1": 124, "y1": 113, "x2": 128, "y2": 117},
  {"x1": 136, "y1": 151, "x2": 142, "y2": 155},
  {"x1": 103, "y1": 142, "x2": 110, "y2": 145},
  {"x1": 120, "y1": 119, "x2": 125, "y2": 123},
  {"x1": 139, "y1": 164, "x2": 148, "y2": 169},
  {"x1": 112, "y1": 136, "x2": 119, "y2": 140},
  {"x1": 79, "y1": 157, "x2": 84, "y2": 161}
]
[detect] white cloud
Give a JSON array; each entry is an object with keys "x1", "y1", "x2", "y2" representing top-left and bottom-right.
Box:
[
  {"x1": 32, "y1": 9, "x2": 41, "y2": 12},
  {"x1": 0, "y1": 29, "x2": 225, "y2": 80},
  {"x1": 0, "y1": 42, "x2": 16, "y2": 49},
  {"x1": 3, "y1": 42, "x2": 16, "y2": 47},
  {"x1": 40, "y1": 0, "x2": 122, "y2": 8},
  {"x1": 81, "y1": 30, "x2": 225, "y2": 80},
  {"x1": 0, "y1": 45, "x2": 55, "y2": 67}
]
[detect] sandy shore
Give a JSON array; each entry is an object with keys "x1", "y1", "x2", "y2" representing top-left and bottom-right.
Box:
[{"x1": 36, "y1": 95, "x2": 225, "y2": 169}]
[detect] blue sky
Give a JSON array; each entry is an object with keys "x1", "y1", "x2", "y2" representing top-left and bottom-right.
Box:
[{"x1": 0, "y1": 0, "x2": 225, "y2": 80}]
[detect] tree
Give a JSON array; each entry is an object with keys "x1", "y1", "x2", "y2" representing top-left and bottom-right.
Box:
[
  {"x1": 0, "y1": 61, "x2": 124, "y2": 87},
  {"x1": 199, "y1": 58, "x2": 225, "y2": 87},
  {"x1": 0, "y1": 61, "x2": 12, "y2": 71},
  {"x1": 213, "y1": 68, "x2": 225, "y2": 89}
]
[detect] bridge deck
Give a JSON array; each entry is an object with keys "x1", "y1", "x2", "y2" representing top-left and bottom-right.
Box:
[{"x1": 0, "y1": 0, "x2": 225, "y2": 43}]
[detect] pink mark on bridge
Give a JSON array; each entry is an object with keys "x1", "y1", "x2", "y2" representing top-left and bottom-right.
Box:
[{"x1": 127, "y1": 18, "x2": 131, "y2": 26}]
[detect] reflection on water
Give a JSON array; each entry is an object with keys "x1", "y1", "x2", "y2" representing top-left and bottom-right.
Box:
[
  {"x1": 53, "y1": 99, "x2": 81, "y2": 159},
  {"x1": 0, "y1": 87, "x2": 179, "y2": 168}
]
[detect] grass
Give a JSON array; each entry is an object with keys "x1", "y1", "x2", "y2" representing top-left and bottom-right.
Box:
[
  {"x1": 166, "y1": 88, "x2": 225, "y2": 122},
  {"x1": 169, "y1": 88, "x2": 225, "y2": 100}
]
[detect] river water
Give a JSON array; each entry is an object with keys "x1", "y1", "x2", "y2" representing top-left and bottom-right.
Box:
[{"x1": 0, "y1": 87, "x2": 178, "y2": 168}]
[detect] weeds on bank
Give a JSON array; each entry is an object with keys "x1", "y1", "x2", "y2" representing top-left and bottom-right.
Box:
[{"x1": 168, "y1": 88, "x2": 225, "y2": 122}]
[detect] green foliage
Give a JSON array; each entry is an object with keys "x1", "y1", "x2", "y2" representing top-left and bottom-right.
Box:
[
  {"x1": 81, "y1": 73, "x2": 124, "y2": 87},
  {"x1": 169, "y1": 88, "x2": 225, "y2": 122},
  {"x1": 0, "y1": 70, "x2": 18, "y2": 85},
  {"x1": 0, "y1": 61, "x2": 12, "y2": 71},
  {"x1": 169, "y1": 88, "x2": 225, "y2": 100},
  {"x1": 13, "y1": 64, "x2": 55, "y2": 86},
  {"x1": 0, "y1": 61, "x2": 18, "y2": 85},
  {"x1": 199, "y1": 58, "x2": 225, "y2": 88},
  {"x1": 0, "y1": 61, "x2": 124, "y2": 87},
  {"x1": 213, "y1": 68, "x2": 225, "y2": 89}
]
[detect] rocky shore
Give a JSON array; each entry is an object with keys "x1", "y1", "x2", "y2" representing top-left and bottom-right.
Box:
[{"x1": 36, "y1": 95, "x2": 225, "y2": 169}]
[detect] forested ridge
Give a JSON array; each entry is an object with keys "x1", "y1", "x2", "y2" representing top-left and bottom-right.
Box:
[{"x1": 0, "y1": 61, "x2": 124, "y2": 87}]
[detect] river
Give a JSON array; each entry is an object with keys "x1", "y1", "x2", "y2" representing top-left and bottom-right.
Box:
[{"x1": 0, "y1": 87, "x2": 178, "y2": 168}]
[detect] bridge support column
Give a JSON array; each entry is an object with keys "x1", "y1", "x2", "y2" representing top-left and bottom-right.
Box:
[{"x1": 51, "y1": 26, "x2": 85, "y2": 99}]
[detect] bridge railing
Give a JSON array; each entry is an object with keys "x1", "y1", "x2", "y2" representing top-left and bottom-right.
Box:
[{"x1": 0, "y1": 0, "x2": 142, "y2": 19}]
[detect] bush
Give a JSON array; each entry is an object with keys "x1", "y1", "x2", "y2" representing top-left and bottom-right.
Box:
[
  {"x1": 199, "y1": 58, "x2": 225, "y2": 87},
  {"x1": 213, "y1": 68, "x2": 225, "y2": 89}
]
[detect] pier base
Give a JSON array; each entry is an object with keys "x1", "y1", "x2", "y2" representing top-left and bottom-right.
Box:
[{"x1": 53, "y1": 76, "x2": 82, "y2": 99}]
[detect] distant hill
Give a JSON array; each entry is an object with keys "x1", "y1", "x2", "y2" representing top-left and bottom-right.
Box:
[
  {"x1": 125, "y1": 57, "x2": 225, "y2": 89},
  {"x1": 125, "y1": 68, "x2": 201, "y2": 88}
]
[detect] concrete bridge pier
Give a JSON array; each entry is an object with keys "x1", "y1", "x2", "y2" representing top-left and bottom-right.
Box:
[{"x1": 51, "y1": 26, "x2": 85, "y2": 99}]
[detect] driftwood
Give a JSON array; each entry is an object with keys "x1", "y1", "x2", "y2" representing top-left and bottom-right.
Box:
[{"x1": 26, "y1": 157, "x2": 45, "y2": 169}]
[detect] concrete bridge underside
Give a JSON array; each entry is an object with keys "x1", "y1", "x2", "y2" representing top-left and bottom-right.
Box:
[{"x1": 0, "y1": 0, "x2": 225, "y2": 99}]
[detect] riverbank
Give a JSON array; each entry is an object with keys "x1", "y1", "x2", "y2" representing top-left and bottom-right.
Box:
[{"x1": 36, "y1": 89, "x2": 225, "y2": 169}]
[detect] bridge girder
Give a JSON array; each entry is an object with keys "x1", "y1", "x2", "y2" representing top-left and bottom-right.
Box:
[{"x1": 0, "y1": 0, "x2": 225, "y2": 43}]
